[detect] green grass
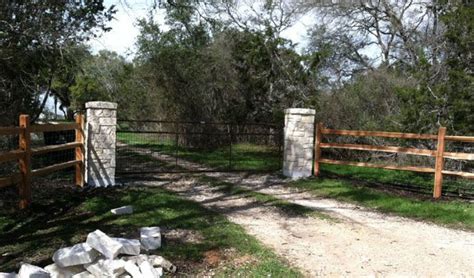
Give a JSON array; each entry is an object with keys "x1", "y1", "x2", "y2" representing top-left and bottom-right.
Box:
[
  {"x1": 289, "y1": 165, "x2": 474, "y2": 230},
  {"x1": 321, "y1": 164, "x2": 473, "y2": 195},
  {"x1": 117, "y1": 132, "x2": 281, "y2": 171},
  {"x1": 0, "y1": 186, "x2": 300, "y2": 276}
]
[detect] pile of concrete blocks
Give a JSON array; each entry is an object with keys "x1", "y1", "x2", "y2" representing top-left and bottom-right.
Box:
[{"x1": 1, "y1": 228, "x2": 176, "y2": 278}]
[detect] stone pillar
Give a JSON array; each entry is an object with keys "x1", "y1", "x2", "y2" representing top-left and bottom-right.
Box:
[
  {"x1": 283, "y1": 108, "x2": 316, "y2": 179},
  {"x1": 85, "y1": 101, "x2": 117, "y2": 187}
]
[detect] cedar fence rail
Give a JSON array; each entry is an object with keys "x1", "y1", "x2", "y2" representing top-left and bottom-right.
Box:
[
  {"x1": 0, "y1": 114, "x2": 85, "y2": 209},
  {"x1": 313, "y1": 123, "x2": 474, "y2": 199}
]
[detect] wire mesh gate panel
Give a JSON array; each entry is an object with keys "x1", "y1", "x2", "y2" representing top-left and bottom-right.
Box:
[{"x1": 116, "y1": 120, "x2": 283, "y2": 175}]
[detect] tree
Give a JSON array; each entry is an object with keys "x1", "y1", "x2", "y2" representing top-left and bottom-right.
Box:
[
  {"x1": 0, "y1": 1, "x2": 115, "y2": 125},
  {"x1": 134, "y1": 1, "x2": 316, "y2": 124},
  {"x1": 68, "y1": 50, "x2": 154, "y2": 120}
]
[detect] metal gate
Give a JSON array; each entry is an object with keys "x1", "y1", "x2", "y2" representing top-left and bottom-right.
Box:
[{"x1": 116, "y1": 119, "x2": 283, "y2": 175}]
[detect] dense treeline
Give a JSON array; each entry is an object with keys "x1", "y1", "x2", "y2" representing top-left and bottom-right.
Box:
[{"x1": 1, "y1": 0, "x2": 472, "y2": 137}]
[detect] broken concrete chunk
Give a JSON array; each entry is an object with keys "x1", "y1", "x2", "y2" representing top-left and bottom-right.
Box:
[
  {"x1": 86, "y1": 230, "x2": 123, "y2": 259},
  {"x1": 121, "y1": 255, "x2": 148, "y2": 266},
  {"x1": 123, "y1": 261, "x2": 143, "y2": 278},
  {"x1": 52, "y1": 243, "x2": 98, "y2": 268},
  {"x1": 148, "y1": 256, "x2": 177, "y2": 273},
  {"x1": 139, "y1": 227, "x2": 161, "y2": 251},
  {"x1": 122, "y1": 255, "x2": 176, "y2": 273},
  {"x1": 0, "y1": 272, "x2": 16, "y2": 278},
  {"x1": 18, "y1": 263, "x2": 50, "y2": 278},
  {"x1": 112, "y1": 238, "x2": 140, "y2": 256},
  {"x1": 44, "y1": 263, "x2": 83, "y2": 278},
  {"x1": 85, "y1": 259, "x2": 126, "y2": 277},
  {"x1": 110, "y1": 206, "x2": 133, "y2": 215},
  {"x1": 138, "y1": 261, "x2": 160, "y2": 278},
  {"x1": 154, "y1": 267, "x2": 163, "y2": 277},
  {"x1": 71, "y1": 271, "x2": 94, "y2": 278}
]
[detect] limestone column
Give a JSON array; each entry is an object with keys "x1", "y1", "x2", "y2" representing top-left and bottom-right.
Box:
[
  {"x1": 85, "y1": 101, "x2": 117, "y2": 187},
  {"x1": 283, "y1": 108, "x2": 316, "y2": 179}
]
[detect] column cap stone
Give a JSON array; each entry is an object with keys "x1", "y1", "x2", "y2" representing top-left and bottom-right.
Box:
[
  {"x1": 285, "y1": 108, "x2": 315, "y2": 115},
  {"x1": 85, "y1": 101, "x2": 117, "y2": 110}
]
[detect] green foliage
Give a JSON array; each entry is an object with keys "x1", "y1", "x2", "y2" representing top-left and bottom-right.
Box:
[
  {"x1": 134, "y1": 5, "x2": 316, "y2": 124},
  {"x1": 0, "y1": 1, "x2": 115, "y2": 124},
  {"x1": 442, "y1": 5, "x2": 474, "y2": 134}
]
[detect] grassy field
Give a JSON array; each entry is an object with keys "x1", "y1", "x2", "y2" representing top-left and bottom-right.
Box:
[
  {"x1": 320, "y1": 164, "x2": 474, "y2": 196},
  {"x1": 290, "y1": 166, "x2": 474, "y2": 230},
  {"x1": 0, "y1": 185, "x2": 300, "y2": 276},
  {"x1": 117, "y1": 132, "x2": 281, "y2": 171}
]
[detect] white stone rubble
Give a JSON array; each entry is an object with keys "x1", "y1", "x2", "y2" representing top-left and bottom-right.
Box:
[
  {"x1": 10, "y1": 228, "x2": 174, "y2": 278},
  {"x1": 86, "y1": 230, "x2": 123, "y2": 259},
  {"x1": 122, "y1": 255, "x2": 175, "y2": 273},
  {"x1": 110, "y1": 206, "x2": 133, "y2": 215},
  {"x1": 138, "y1": 261, "x2": 161, "y2": 278},
  {"x1": 139, "y1": 227, "x2": 161, "y2": 251},
  {"x1": 52, "y1": 243, "x2": 98, "y2": 267},
  {"x1": 18, "y1": 263, "x2": 50, "y2": 278},
  {"x1": 123, "y1": 261, "x2": 142, "y2": 278},
  {"x1": 44, "y1": 263, "x2": 84, "y2": 278},
  {"x1": 71, "y1": 271, "x2": 95, "y2": 278},
  {"x1": 85, "y1": 259, "x2": 126, "y2": 277},
  {"x1": 112, "y1": 238, "x2": 140, "y2": 256},
  {"x1": 150, "y1": 256, "x2": 176, "y2": 273}
]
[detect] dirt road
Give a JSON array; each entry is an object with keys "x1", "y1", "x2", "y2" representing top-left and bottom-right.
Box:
[
  {"x1": 119, "y1": 147, "x2": 473, "y2": 276},
  {"x1": 149, "y1": 172, "x2": 474, "y2": 277}
]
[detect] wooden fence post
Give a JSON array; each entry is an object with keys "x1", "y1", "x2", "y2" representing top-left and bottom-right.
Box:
[
  {"x1": 314, "y1": 122, "x2": 323, "y2": 176},
  {"x1": 433, "y1": 126, "x2": 447, "y2": 199},
  {"x1": 18, "y1": 114, "x2": 31, "y2": 209},
  {"x1": 75, "y1": 114, "x2": 85, "y2": 187}
]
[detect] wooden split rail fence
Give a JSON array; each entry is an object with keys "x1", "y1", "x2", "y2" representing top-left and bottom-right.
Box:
[
  {"x1": 313, "y1": 123, "x2": 474, "y2": 198},
  {"x1": 0, "y1": 114, "x2": 85, "y2": 208}
]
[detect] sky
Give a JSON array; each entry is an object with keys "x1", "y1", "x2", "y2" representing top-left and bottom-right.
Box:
[{"x1": 88, "y1": 0, "x2": 315, "y2": 57}]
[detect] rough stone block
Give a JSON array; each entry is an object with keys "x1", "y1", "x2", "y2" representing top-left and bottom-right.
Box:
[
  {"x1": 283, "y1": 108, "x2": 315, "y2": 179},
  {"x1": 110, "y1": 206, "x2": 133, "y2": 215},
  {"x1": 44, "y1": 263, "x2": 84, "y2": 278},
  {"x1": 140, "y1": 227, "x2": 161, "y2": 251},
  {"x1": 98, "y1": 117, "x2": 116, "y2": 126},
  {"x1": 149, "y1": 256, "x2": 176, "y2": 273},
  {"x1": 112, "y1": 237, "x2": 140, "y2": 255},
  {"x1": 138, "y1": 261, "x2": 160, "y2": 278},
  {"x1": 86, "y1": 230, "x2": 123, "y2": 259},
  {"x1": 85, "y1": 101, "x2": 118, "y2": 110},
  {"x1": 100, "y1": 126, "x2": 116, "y2": 135},
  {"x1": 52, "y1": 243, "x2": 98, "y2": 268},
  {"x1": 85, "y1": 259, "x2": 126, "y2": 277},
  {"x1": 154, "y1": 268, "x2": 163, "y2": 277},
  {"x1": 122, "y1": 255, "x2": 148, "y2": 265},
  {"x1": 123, "y1": 255, "x2": 176, "y2": 274},
  {"x1": 124, "y1": 261, "x2": 143, "y2": 278},
  {"x1": 285, "y1": 108, "x2": 316, "y2": 115},
  {"x1": 71, "y1": 271, "x2": 95, "y2": 278},
  {"x1": 18, "y1": 263, "x2": 50, "y2": 278}
]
